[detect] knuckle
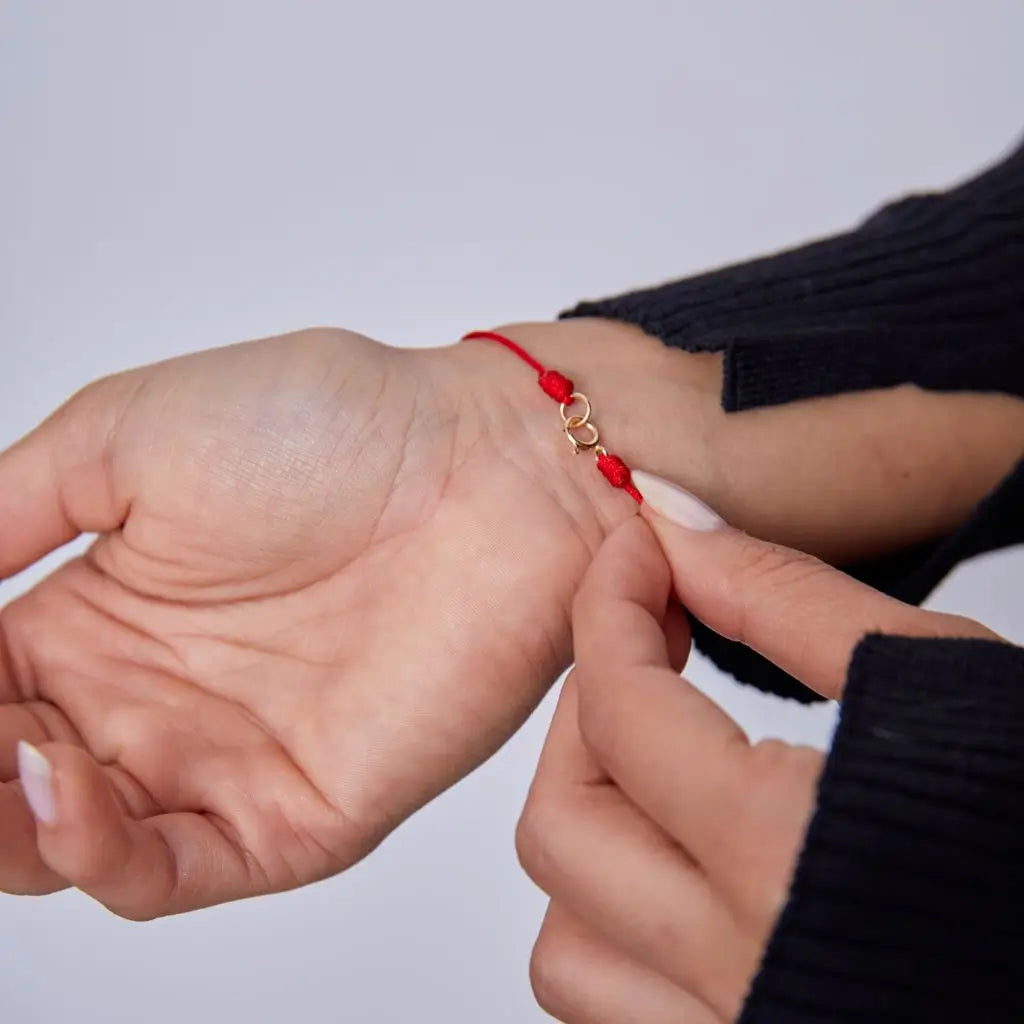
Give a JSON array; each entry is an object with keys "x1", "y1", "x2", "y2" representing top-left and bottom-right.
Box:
[
  {"x1": 746, "y1": 737, "x2": 792, "y2": 774},
  {"x1": 633, "y1": 904, "x2": 696, "y2": 964},
  {"x1": 515, "y1": 794, "x2": 557, "y2": 886},
  {"x1": 60, "y1": 371, "x2": 131, "y2": 426},
  {"x1": 745, "y1": 738, "x2": 821, "y2": 792},
  {"x1": 736, "y1": 742, "x2": 823, "y2": 867},
  {"x1": 54, "y1": 371, "x2": 142, "y2": 475},
  {"x1": 574, "y1": 668, "x2": 618, "y2": 764},
  {"x1": 570, "y1": 580, "x2": 602, "y2": 634},
  {"x1": 63, "y1": 828, "x2": 125, "y2": 891},
  {"x1": 529, "y1": 920, "x2": 576, "y2": 1017},
  {"x1": 111, "y1": 901, "x2": 159, "y2": 924}
]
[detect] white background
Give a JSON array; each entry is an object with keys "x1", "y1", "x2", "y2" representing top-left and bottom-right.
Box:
[{"x1": 1, "y1": 2, "x2": 1022, "y2": 1021}]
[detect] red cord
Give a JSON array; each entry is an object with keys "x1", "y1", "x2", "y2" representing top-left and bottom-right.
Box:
[
  {"x1": 462, "y1": 330, "x2": 644, "y2": 504},
  {"x1": 461, "y1": 330, "x2": 547, "y2": 374}
]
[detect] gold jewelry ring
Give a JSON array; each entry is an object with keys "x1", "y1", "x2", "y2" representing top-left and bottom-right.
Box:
[{"x1": 559, "y1": 392, "x2": 592, "y2": 429}]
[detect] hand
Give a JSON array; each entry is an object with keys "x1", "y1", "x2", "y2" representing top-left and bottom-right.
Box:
[
  {"x1": 517, "y1": 491, "x2": 999, "y2": 1023},
  {"x1": 0, "y1": 312, "x2": 1016, "y2": 924},
  {"x1": 1, "y1": 323, "x2": 654, "y2": 918}
]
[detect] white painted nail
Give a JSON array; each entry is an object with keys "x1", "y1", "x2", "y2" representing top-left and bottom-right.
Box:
[
  {"x1": 632, "y1": 471, "x2": 725, "y2": 532},
  {"x1": 18, "y1": 740, "x2": 58, "y2": 826}
]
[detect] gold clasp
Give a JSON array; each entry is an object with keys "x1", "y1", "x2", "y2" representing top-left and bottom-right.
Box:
[
  {"x1": 559, "y1": 392, "x2": 601, "y2": 454},
  {"x1": 565, "y1": 416, "x2": 600, "y2": 454}
]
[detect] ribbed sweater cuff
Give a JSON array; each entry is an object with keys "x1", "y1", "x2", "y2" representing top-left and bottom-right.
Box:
[
  {"x1": 739, "y1": 635, "x2": 1024, "y2": 1024},
  {"x1": 561, "y1": 135, "x2": 1024, "y2": 411}
]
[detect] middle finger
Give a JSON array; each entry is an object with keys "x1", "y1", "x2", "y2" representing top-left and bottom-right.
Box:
[{"x1": 520, "y1": 678, "x2": 757, "y2": 1020}]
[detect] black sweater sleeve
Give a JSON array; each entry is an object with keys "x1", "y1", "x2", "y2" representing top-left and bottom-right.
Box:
[
  {"x1": 563, "y1": 136, "x2": 1024, "y2": 702},
  {"x1": 739, "y1": 636, "x2": 1024, "y2": 1023},
  {"x1": 562, "y1": 137, "x2": 1024, "y2": 1021}
]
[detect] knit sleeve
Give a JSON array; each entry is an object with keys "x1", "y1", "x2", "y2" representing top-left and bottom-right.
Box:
[
  {"x1": 738, "y1": 635, "x2": 1024, "y2": 1023},
  {"x1": 562, "y1": 137, "x2": 1024, "y2": 411},
  {"x1": 562, "y1": 136, "x2": 1024, "y2": 703}
]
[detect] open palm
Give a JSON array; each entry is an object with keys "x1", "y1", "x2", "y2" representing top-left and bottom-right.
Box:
[{"x1": 0, "y1": 328, "x2": 621, "y2": 918}]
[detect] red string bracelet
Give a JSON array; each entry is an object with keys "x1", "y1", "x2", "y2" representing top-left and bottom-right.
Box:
[{"x1": 461, "y1": 330, "x2": 644, "y2": 504}]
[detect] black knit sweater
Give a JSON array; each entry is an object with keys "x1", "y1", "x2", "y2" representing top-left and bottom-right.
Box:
[{"x1": 564, "y1": 137, "x2": 1024, "y2": 1022}]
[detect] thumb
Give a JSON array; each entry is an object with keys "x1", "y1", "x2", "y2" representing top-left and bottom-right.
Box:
[
  {"x1": 0, "y1": 375, "x2": 135, "y2": 579},
  {"x1": 630, "y1": 470, "x2": 995, "y2": 699}
]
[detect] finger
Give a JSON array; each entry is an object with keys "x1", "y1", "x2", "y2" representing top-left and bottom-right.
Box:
[
  {"x1": 530, "y1": 902, "x2": 724, "y2": 1024},
  {"x1": 0, "y1": 377, "x2": 133, "y2": 580},
  {"x1": 0, "y1": 735, "x2": 159, "y2": 896},
  {"x1": 0, "y1": 625, "x2": 19, "y2": 703},
  {"x1": 635, "y1": 477, "x2": 998, "y2": 698},
  {"x1": 518, "y1": 676, "x2": 753, "y2": 1020},
  {"x1": 0, "y1": 780, "x2": 69, "y2": 894},
  {"x1": 573, "y1": 513, "x2": 676, "y2": 672},
  {"x1": 0, "y1": 701, "x2": 85, "y2": 780},
  {"x1": 572, "y1": 519, "x2": 753, "y2": 853},
  {"x1": 20, "y1": 741, "x2": 261, "y2": 919},
  {"x1": 0, "y1": 705, "x2": 159, "y2": 822},
  {"x1": 664, "y1": 599, "x2": 692, "y2": 674},
  {"x1": 527, "y1": 672, "x2": 605, "y2": 790}
]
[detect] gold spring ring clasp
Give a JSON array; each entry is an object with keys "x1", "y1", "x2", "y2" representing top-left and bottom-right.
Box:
[{"x1": 559, "y1": 392, "x2": 601, "y2": 454}]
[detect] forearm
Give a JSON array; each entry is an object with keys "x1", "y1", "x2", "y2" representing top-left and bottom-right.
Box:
[{"x1": 707, "y1": 378, "x2": 1024, "y2": 564}]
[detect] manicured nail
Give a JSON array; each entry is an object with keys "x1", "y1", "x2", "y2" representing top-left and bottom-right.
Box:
[
  {"x1": 632, "y1": 471, "x2": 725, "y2": 532},
  {"x1": 18, "y1": 740, "x2": 58, "y2": 825}
]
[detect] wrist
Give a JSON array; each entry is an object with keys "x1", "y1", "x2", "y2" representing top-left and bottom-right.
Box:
[
  {"x1": 424, "y1": 318, "x2": 1024, "y2": 576},
  {"x1": 477, "y1": 323, "x2": 1024, "y2": 567},
  {"x1": 438, "y1": 318, "x2": 725, "y2": 548}
]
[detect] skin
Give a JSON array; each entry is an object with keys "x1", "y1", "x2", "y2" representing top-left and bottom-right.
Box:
[
  {"x1": 0, "y1": 317, "x2": 1020, "y2": 918},
  {"x1": 517, "y1": 510, "x2": 1002, "y2": 1023}
]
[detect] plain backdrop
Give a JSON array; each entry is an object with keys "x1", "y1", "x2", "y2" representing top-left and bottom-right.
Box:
[{"x1": 1, "y1": 3, "x2": 1022, "y2": 1021}]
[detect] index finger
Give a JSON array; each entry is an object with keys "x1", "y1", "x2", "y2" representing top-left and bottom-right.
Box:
[{"x1": 633, "y1": 471, "x2": 1000, "y2": 699}]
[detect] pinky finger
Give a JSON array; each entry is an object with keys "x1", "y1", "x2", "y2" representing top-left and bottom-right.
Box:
[
  {"x1": 531, "y1": 902, "x2": 723, "y2": 1024},
  {"x1": 19, "y1": 741, "x2": 260, "y2": 919}
]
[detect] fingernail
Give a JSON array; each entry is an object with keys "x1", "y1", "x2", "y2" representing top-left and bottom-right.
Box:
[
  {"x1": 18, "y1": 740, "x2": 58, "y2": 825},
  {"x1": 631, "y1": 471, "x2": 725, "y2": 531}
]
